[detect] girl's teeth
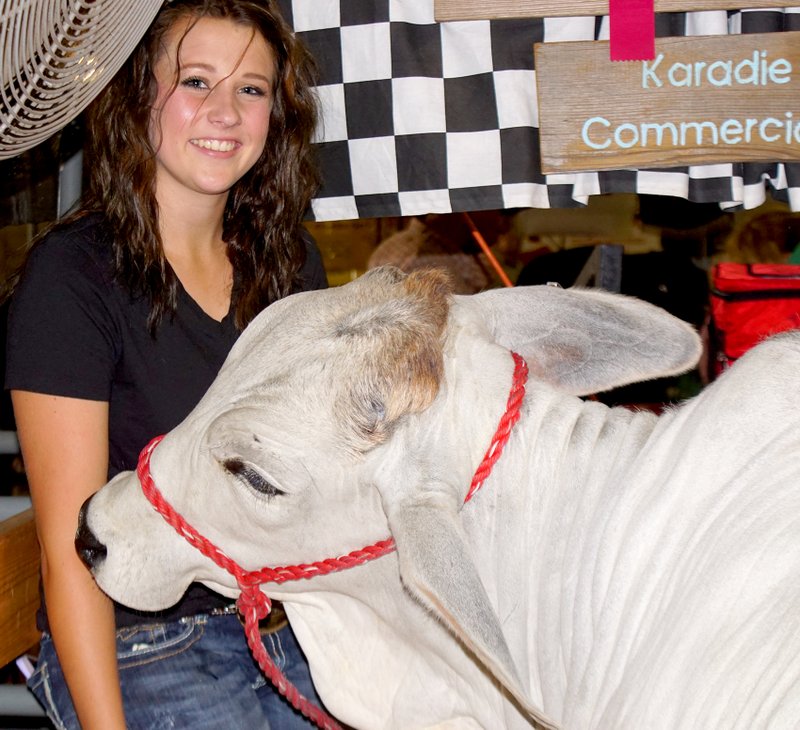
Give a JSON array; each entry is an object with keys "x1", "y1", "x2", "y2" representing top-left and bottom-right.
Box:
[{"x1": 194, "y1": 139, "x2": 235, "y2": 151}]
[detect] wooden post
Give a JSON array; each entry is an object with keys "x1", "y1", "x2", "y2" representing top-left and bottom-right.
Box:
[{"x1": 0, "y1": 509, "x2": 41, "y2": 667}]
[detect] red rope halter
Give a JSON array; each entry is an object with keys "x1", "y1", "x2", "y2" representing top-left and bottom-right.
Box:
[{"x1": 136, "y1": 351, "x2": 528, "y2": 729}]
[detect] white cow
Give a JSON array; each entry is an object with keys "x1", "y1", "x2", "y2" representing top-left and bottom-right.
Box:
[{"x1": 79, "y1": 267, "x2": 800, "y2": 729}]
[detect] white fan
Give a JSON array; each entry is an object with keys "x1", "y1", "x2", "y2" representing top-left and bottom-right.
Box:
[{"x1": 0, "y1": 0, "x2": 164, "y2": 159}]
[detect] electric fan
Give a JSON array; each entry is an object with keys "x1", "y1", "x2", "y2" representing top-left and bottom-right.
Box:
[{"x1": 0, "y1": 0, "x2": 163, "y2": 159}]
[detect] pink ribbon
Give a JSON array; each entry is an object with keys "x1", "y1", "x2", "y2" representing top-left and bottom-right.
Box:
[{"x1": 610, "y1": 0, "x2": 655, "y2": 62}]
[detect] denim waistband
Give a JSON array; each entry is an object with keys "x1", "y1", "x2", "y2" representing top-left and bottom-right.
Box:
[{"x1": 109, "y1": 599, "x2": 289, "y2": 636}]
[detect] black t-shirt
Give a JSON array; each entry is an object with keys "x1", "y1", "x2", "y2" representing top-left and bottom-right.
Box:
[{"x1": 5, "y1": 213, "x2": 328, "y2": 628}]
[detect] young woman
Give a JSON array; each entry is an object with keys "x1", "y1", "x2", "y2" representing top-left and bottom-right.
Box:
[{"x1": 5, "y1": 1, "x2": 329, "y2": 727}]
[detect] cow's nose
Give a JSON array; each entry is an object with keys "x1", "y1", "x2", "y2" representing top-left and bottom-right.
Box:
[{"x1": 75, "y1": 497, "x2": 107, "y2": 569}]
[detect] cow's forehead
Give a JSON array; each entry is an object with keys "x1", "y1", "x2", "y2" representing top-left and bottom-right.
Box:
[
  {"x1": 207, "y1": 290, "x2": 349, "y2": 390},
  {"x1": 232, "y1": 279, "x2": 403, "y2": 353},
  {"x1": 220, "y1": 268, "x2": 451, "y2": 376},
  {"x1": 196, "y1": 268, "x2": 455, "y2": 457}
]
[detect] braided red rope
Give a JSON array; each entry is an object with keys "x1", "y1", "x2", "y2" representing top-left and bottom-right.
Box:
[
  {"x1": 136, "y1": 350, "x2": 527, "y2": 729},
  {"x1": 465, "y1": 352, "x2": 527, "y2": 502}
]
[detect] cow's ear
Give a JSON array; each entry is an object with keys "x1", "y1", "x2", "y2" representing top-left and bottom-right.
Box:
[
  {"x1": 468, "y1": 285, "x2": 701, "y2": 396},
  {"x1": 386, "y1": 497, "x2": 558, "y2": 730}
]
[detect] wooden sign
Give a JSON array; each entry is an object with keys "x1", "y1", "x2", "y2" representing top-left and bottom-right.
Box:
[
  {"x1": 436, "y1": 0, "x2": 800, "y2": 21},
  {"x1": 535, "y1": 31, "x2": 800, "y2": 173}
]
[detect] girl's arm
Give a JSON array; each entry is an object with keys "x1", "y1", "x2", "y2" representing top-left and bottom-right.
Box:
[{"x1": 13, "y1": 390, "x2": 127, "y2": 730}]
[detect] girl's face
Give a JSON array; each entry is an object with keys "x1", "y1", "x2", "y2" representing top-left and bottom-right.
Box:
[{"x1": 150, "y1": 16, "x2": 276, "y2": 206}]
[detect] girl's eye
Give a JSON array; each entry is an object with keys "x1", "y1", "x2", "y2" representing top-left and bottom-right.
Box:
[
  {"x1": 181, "y1": 76, "x2": 208, "y2": 90},
  {"x1": 240, "y1": 85, "x2": 266, "y2": 97}
]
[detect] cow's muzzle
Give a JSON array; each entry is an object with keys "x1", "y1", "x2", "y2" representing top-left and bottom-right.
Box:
[{"x1": 75, "y1": 496, "x2": 107, "y2": 569}]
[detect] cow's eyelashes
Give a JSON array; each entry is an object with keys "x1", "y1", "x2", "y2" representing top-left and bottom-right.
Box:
[{"x1": 221, "y1": 458, "x2": 285, "y2": 497}]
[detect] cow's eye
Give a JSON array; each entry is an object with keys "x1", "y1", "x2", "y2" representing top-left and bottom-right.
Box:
[{"x1": 221, "y1": 458, "x2": 285, "y2": 497}]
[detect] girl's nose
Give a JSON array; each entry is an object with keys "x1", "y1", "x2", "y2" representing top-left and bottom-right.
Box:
[{"x1": 206, "y1": 85, "x2": 241, "y2": 127}]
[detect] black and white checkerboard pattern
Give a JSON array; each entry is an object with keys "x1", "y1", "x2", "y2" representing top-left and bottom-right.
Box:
[{"x1": 276, "y1": 1, "x2": 800, "y2": 221}]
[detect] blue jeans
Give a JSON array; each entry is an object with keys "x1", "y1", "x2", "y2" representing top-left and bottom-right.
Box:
[{"x1": 28, "y1": 612, "x2": 326, "y2": 729}]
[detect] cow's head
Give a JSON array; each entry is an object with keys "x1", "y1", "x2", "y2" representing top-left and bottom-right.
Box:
[
  {"x1": 78, "y1": 267, "x2": 455, "y2": 600},
  {"x1": 78, "y1": 266, "x2": 700, "y2": 726}
]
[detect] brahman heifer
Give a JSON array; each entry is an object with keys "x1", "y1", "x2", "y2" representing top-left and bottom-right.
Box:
[{"x1": 77, "y1": 266, "x2": 800, "y2": 730}]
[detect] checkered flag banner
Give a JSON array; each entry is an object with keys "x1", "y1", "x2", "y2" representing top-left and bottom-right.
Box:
[{"x1": 276, "y1": 1, "x2": 800, "y2": 221}]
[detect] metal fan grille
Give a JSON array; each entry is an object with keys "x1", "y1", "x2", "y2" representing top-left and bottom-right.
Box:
[{"x1": 0, "y1": 0, "x2": 163, "y2": 159}]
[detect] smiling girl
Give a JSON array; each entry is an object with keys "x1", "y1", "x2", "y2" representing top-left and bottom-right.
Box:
[{"x1": 6, "y1": 1, "x2": 328, "y2": 728}]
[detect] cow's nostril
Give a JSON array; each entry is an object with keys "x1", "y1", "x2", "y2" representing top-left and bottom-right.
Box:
[{"x1": 75, "y1": 498, "x2": 107, "y2": 569}]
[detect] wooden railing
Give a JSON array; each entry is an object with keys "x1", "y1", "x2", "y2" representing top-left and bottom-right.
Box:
[{"x1": 0, "y1": 505, "x2": 40, "y2": 668}]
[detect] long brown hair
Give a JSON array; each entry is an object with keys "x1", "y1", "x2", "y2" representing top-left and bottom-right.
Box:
[{"x1": 85, "y1": 0, "x2": 319, "y2": 331}]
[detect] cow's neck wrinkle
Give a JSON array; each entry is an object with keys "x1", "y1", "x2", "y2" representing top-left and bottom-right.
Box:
[{"x1": 460, "y1": 383, "x2": 664, "y2": 720}]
